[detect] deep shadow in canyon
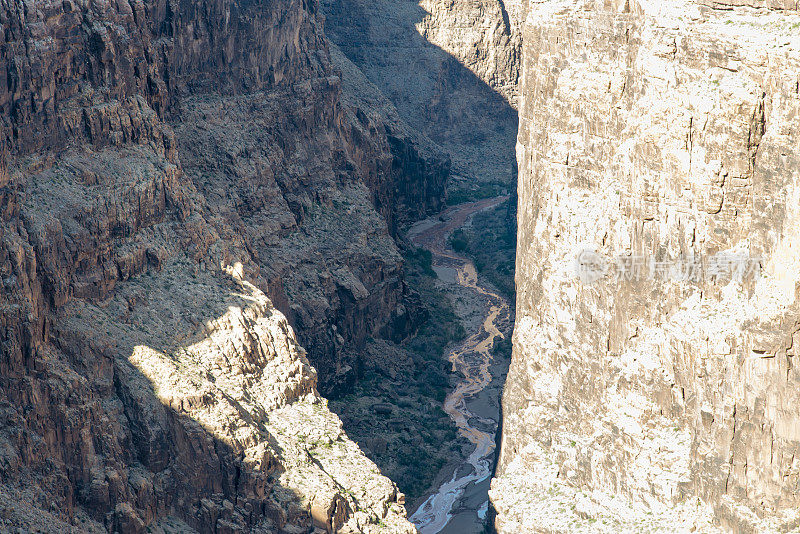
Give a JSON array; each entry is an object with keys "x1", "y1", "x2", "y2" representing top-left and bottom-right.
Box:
[
  {"x1": 321, "y1": 0, "x2": 520, "y2": 528},
  {"x1": 322, "y1": 0, "x2": 520, "y2": 199}
]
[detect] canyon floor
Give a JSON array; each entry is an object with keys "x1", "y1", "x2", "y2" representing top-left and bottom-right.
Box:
[
  {"x1": 326, "y1": 196, "x2": 516, "y2": 533},
  {"x1": 407, "y1": 197, "x2": 514, "y2": 534}
]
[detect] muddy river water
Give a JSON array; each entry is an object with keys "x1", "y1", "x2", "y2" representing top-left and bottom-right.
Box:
[{"x1": 407, "y1": 197, "x2": 513, "y2": 534}]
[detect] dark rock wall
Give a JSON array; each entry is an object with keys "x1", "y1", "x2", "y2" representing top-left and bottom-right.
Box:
[
  {"x1": 0, "y1": 0, "x2": 446, "y2": 530},
  {"x1": 1, "y1": 0, "x2": 323, "y2": 152}
]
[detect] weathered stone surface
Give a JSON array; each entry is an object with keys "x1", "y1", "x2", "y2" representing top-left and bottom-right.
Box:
[
  {"x1": 494, "y1": 1, "x2": 800, "y2": 531},
  {"x1": 330, "y1": 43, "x2": 451, "y2": 231},
  {"x1": 1, "y1": 0, "x2": 451, "y2": 394},
  {"x1": 0, "y1": 0, "x2": 446, "y2": 531},
  {"x1": 414, "y1": 0, "x2": 523, "y2": 107},
  {"x1": 170, "y1": 81, "x2": 434, "y2": 395},
  {"x1": 322, "y1": 0, "x2": 520, "y2": 194},
  {"x1": 0, "y1": 0, "x2": 325, "y2": 153}
]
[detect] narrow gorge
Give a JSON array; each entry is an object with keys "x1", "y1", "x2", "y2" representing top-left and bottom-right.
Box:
[
  {"x1": 3, "y1": 0, "x2": 800, "y2": 533},
  {"x1": 0, "y1": 0, "x2": 518, "y2": 531},
  {"x1": 407, "y1": 197, "x2": 513, "y2": 534}
]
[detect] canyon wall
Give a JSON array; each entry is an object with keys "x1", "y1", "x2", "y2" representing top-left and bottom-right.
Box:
[
  {"x1": 0, "y1": 0, "x2": 446, "y2": 531},
  {"x1": 2, "y1": 0, "x2": 449, "y2": 396},
  {"x1": 494, "y1": 0, "x2": 800, "y2": 531},
  {"x1": 322, "y1": 0, "x2": 521, "y2": 195}
]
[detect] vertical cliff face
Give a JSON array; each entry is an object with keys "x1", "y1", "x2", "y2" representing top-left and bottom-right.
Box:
[
  {"x1": 494, "y1": 1, "x2": 800, "y2": 531},
  {"x1": 0, "y1": 0, "x2": 446, "y2": 531}
]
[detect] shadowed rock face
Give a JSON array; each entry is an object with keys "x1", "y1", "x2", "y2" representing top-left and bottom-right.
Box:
[
  {"x1": 0, "y1": 0, "x2": 447, "y2": 531},
  {"x1": 322, "y1": 0, "x2": 520, "y2": 194},
  {"x1": 494, "y1": 0, "x2": 800, "y2": 531},
  {"x1": 2, "y1": 0, "x2": 324, "y2": 152}
]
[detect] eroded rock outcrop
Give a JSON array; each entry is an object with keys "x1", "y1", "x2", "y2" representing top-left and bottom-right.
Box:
[
  {"x1": 494, "y1": 1, "x2": 800, "y2": 531},
  {"x1": 0, "y1": 0, "x2": 445, "y2": 530},
  {"x1": 322, "y1": 0, "x2": 520, "y2": 195}
]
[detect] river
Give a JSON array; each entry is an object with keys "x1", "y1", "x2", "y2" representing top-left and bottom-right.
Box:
[{"x1": 407, "y1": 197, "x2": 513, "y2": 534}]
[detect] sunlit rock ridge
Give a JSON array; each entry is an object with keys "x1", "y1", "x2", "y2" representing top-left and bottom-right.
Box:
[
  {"x1": 0, "y1": 0, "x2": 449, "y2": 531},
  {"x1": 493, "y1": 0, "x2": 800, "y2": 532}
]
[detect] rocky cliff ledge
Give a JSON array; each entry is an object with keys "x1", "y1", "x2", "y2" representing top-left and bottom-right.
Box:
[
  {"x1": 494, "y1": 1, "x2": 800, "y2": 531},
  {"x1": 0, "y1": 0, "x2": 447, "y2": 531}
]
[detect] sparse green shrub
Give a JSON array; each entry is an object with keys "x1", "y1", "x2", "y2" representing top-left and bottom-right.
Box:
[{"x1": 449, "y1": 229, "x2": 469, "y2": 252}]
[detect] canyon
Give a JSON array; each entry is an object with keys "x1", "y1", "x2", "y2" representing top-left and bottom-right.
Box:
[
  {"x1": 0, "y1": 0, "x2": 445, "y2": 531},
  {"x1": 0, "y1": 0, "x2": 517, "y2": 531},
  {"x1": 4, "y1": 0, "x2": 800, "y2": 533},
  {"x1": 407, "y1": 197, "x2": 513, "y2": 534}
]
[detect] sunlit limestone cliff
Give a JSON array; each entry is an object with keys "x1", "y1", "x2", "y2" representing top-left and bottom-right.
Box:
[{"x1": 493, "y1": 0, "x2": 800, "y2": 532}]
